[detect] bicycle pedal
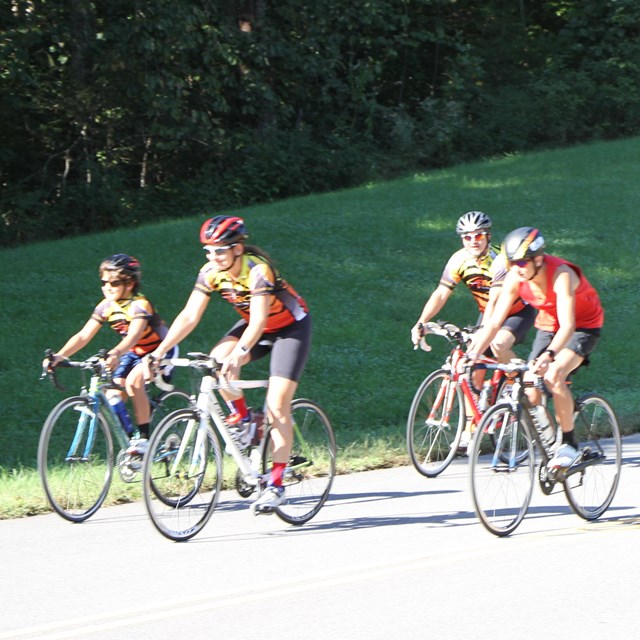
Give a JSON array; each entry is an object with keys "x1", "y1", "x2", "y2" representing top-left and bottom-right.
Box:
[
  {"x1": 251, "y1": 503, "x2": 276, "y2": 516},
  {"x1": 580, "y1": 447, "x2": 603, "y2": 462}
]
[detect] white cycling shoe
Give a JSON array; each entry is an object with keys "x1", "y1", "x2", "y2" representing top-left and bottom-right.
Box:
[
  {"x1": 548, "y1": 444, "x2": 579, "y2": 470},
  {"x1": 252, "y1": 486, "x2": 284, "y2": 515}
]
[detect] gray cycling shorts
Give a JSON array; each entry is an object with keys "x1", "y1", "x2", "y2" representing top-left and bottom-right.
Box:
[{"x1": 529, "y1": 328, "x2": 601, "y2": 364}]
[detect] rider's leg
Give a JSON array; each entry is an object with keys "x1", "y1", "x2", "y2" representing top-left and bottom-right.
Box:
[
  {"x1": 490, "y1": 328, "x2": 517, "y2": 363},
  {"x1": 265, "y1": 376, "x2": 298, "y2": 485},
  {"x1": 491, "y1": 305, "x2": 536, "y2": 364},
  {"x1": 126, "y1": 364, "x2": 151, "y2": 438},
  {"x1": 211, "y1": 337, "x2": 250, "y2": 420},
  {"x1": 544, "y1": 349, "x2": 584, "y2": 441},
  {"x1": 107, "y1": 354, "x2": 138, "y2": 436}
]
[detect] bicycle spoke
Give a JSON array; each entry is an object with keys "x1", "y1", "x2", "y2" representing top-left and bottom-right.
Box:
[
  {"x1": 264, "y1": 399, "x2": 336, "y2": 525},
  {"x1": 38, "y1": 397, "x2": 113, "y2": 522},
  {"x1": 470, "y1": 404, "x2": 534, "y2": 536},
  {"x1": 407, "y1": 370, "x2": 464, "y2": 478},
  {"x1": 563, "y1": 394, "x2": 621, "y2": 520},
  {"x1": 143, "y1": 409, "x2": 222, "y2": 541}
]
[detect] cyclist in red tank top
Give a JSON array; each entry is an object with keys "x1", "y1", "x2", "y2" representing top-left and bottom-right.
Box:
[{"x1": 467, "y1": 227, "x2": 604, "y2": 472}]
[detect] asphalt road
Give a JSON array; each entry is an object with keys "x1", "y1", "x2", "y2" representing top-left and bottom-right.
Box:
[{"x1": 2, "y1": 435, "x2": 640, "y2": 640}]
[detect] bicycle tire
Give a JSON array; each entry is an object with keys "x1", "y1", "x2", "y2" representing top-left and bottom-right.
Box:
[
  {"x1": 469, "y1": 403, "x2": 535, "y2": 536},
  {"x1": 146, "y1": 409, "x2": 206, "y2": 509},
  {"x1": 149, "y1": 389, "x2": 192, "y2": 429},
  {"x1": 563, "y1": 393, "x2": 621, "y2": 520},
  {"x1": 38, "y1": 396, "x2": 114, "y2": 522},
  {"x1": 406, "y1": 369, "x2": 464, "y2": 477},
  {"x1": 262, "y1": 399, "x2": 336, "y2": 525},
  {"x1": 487, "y1": 374, "x2": 510, "y2": 450},
  {"x1": 143, "y1": 409, "x2": 222, "y2": 541}
]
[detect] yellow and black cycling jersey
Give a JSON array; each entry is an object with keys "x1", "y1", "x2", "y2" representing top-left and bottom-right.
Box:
[
  {"x1": 440, "y1": 246, "x2": 524, "y2": 315},
  {"x1": 194, "y1": 251, "x2": 308, "y2": 333},
  {"x1": 91, "y1": 293, "x2": 168, "y2": 355}
]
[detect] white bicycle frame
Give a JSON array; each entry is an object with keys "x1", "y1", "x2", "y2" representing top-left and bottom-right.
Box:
[{"x1": 168, "y1": 357, "x2": 270, "y2": 489}]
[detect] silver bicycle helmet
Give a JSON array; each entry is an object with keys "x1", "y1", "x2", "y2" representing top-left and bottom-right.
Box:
[
  {"x1": 502, "y1": 227, "x2": 546, "y2": 261},
  {"x1": 456, "y1": 211, "x2": 492, "y2": 235}
]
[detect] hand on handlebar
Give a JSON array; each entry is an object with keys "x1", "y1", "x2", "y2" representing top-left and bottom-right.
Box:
[
  {"x1": 530, "y1": 353, "x2": 553, "y2": 376},
  {"x1": 220, "y1": 352, "x2": 243, "y2": 381},
  {"x1": 411, "y1": 323, "x2": 431, "y2": 351},
  {"x1": 42, "y1": 352, "x2": 66, "y2": 373},
  {"x1": 457, "y1": 351, "x2": 479, "y2": 374},
  {"x1": 142, "y1": 353, "x2": 159, "y2": 383},
  {"x1": 105, "y1": 352, "x2": 120, "y2": 372}
]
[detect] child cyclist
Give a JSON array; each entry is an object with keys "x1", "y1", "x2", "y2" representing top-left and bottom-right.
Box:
[
  {"x1": 44, "y1": 254, "x2": 176, "y2": 457},
  {"x1": 145, "y1": 215, "x2": 312, "y2": 514}
]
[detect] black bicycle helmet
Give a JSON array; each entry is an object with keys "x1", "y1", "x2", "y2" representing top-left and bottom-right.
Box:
[
  {"x1": 99, "y1": 254, "x2": 141, "y2": 282},
  {"x1": 200, "y1": 215, "x2": 248, "y2": 245},
  {"x1": 502, "y1": 227, "x2": 546, "y2": 261},
  {"x1": 456, "y1": 211, "x2": 492, "y2": 235}
]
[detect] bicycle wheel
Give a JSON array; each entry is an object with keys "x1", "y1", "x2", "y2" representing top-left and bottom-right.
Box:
[
  {"x1": 407, "y1": 369, "x2": 464, "y2": 478},
  {"x1": 38, "y1": 396, "x2": 114, "y2": 522},
  {"x1": 149, "y1": 389, "x2": 192, "y2": 429},
  {"x1": 143, "y1": 409, "x2": 222, "y2": 541},
  {"x1": 469, "y1": 403, "x2": 535, "y2": 536},
  {"x1": 563, "y1": 393, "x2": 621, "y2": 520},
  {"x1": 262, "y1": 399, "x2": 336, "y2": 525}
]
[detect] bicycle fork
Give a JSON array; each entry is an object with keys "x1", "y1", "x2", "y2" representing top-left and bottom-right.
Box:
[
  {"x1": 490, "y1": 408, "x2": 522, "y2": 472},
  {"x1": 69, "y1": 399, "x2": 100, "y2": 462},
  {"x1": 427, "y1": 378, "x2": 456, "y2": 428},
  {"x1": 158, "y1": 413, "x2": 209, "y2": 480}
]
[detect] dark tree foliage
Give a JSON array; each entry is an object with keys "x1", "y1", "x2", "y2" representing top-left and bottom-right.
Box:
[{"x1": 1, "y1": 0, "x2": 639, "y2": 245}]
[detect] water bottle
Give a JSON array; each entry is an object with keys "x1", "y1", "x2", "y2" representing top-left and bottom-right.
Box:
[
  {"x1": 530, "y1": 404, "x2": 555, "y2": 445},
  {"x1": 109, "y1": 397, "x2": 134, "y2": 435},
  {"x1": 250, "y1": 448, "x2": 261, "y2": 470},
  {"x1": 478, "y1": 381, "x2": 492, "y2": 412},
  {"x1": 250, "y1": 410, "x2": 265, "y2": 446}
]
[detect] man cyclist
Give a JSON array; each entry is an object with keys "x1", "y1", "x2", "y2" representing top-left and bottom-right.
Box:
[
  {"x1": 466, "y1": 227, "x2": 604, "y2": 470},
  {"x1": 411, "y1": 212, "x2": 536, "y2": 450}
]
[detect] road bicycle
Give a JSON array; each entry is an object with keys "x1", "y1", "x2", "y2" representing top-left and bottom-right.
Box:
[
  {"x1": 469, "y1": 359, "x2": 622, "y2": 536},
  {"x1": 407, "y1": 321, "x2": 507, "y2": 477},
  {"x1": 38, "y1": 350, "x2": 191, "y2": 522},
  {"x1": 142, "y1": 352, "x2": 337, "y2": 542}
]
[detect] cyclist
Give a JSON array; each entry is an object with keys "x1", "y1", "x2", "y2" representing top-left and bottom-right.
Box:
[
  {"x1": 411, "y1": 211, "x2": 536, "y2": 450},
  {"x1": 44, "y1": 254, "x2": 175, "y2": 456},
  {"x1": 466, "y1": 227, "x2": 604, "y2": 470},
  {"x1": 145, "y1": 215, "x2": 311, "y2": 514}
]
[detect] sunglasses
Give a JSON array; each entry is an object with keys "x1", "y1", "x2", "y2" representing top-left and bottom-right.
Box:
[
  {"x1": 101, "y1": 279, "x2": 124, "y2": 287},
  {"x1": 204, "y1": 244, "x2": 236, "y2": 255},
  {"x1": 461, "y1": 232, "x2": 487, "y2": 242},
  {"x1": 508, "y1": 259, "x2": 531, "y2": 268}
]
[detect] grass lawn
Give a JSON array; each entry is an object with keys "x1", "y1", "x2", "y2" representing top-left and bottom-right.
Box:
[{"x1": 2, "y1": 135, "x2": 639, "y2": 518}]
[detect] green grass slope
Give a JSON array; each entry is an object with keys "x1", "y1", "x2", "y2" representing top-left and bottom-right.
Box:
[{"x1": 1, "y1": 136, "x2": 639, "y2": 516}]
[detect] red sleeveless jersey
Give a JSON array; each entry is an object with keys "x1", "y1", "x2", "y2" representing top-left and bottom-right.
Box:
[{"x1": 519, "y1": 255, "x2": 604, "y2": 332}]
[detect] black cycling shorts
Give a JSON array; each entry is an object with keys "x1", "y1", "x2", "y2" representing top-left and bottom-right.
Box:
[
  {"x1": 225, "y1": 314, "x2": 312, "y2": 382},
  {"x1": 501, "y1": 304, "x2": 537, "y2": 346}
]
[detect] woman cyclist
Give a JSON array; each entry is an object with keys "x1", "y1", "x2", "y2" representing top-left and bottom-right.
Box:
[{"x1": 146, "y1": 215, "x2": 311, "y2": 513}]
